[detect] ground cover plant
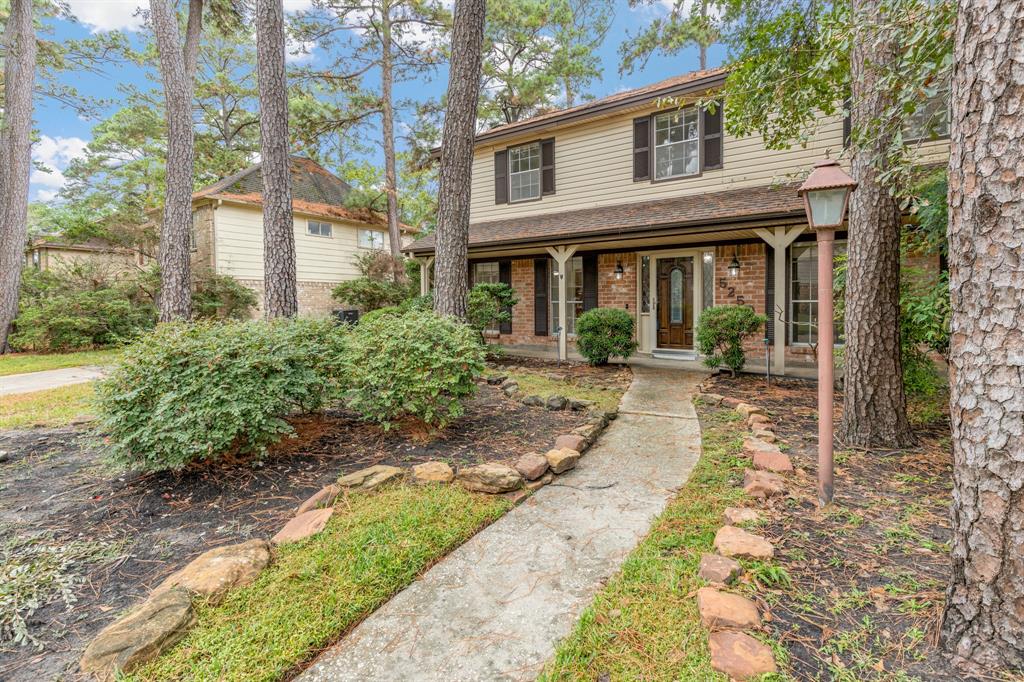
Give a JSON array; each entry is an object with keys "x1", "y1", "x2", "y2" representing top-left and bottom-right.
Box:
[
  {"x1": 129, "y1": 485, "x2": 509, "y2": 681},
  {"x1": 0, "y1": 383, "x2": 96, "y2": 430},
  {"x1": 701, "y1": 374, "x2": 962, "y2": 681},
  {"x1": 540, "y1": 409, "x2": 753, "y2": 681},
  {"x1": 0, "y1": 375, "x2": 590, "y2": 680},
  {"x1": 0, "y1": 348, "x2": 120, "y2": 376}
]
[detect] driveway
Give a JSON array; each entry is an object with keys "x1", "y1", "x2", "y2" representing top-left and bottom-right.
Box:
[{"x1": 0, "y1": 366, "x2": 106, "y2": 397}]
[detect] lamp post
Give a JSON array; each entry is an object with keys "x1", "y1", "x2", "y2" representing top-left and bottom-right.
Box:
[{"x1": 797, "y1": 159, "x2": 857, "y2": 507}]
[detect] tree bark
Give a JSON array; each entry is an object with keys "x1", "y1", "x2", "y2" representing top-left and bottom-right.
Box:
[
  {"x1": 432, "y1": 0, "x2": 486, "y2": 320},
  {"x1": 150, "y1": 0, "x2": 203, "y2": 322},
  {"x1": 836, "y1": 0, "x2": 915, "y2": 448},
  {"x1": 0, "y1": 0, "x2": 36, "y2": 352},
  {"x1": 256, "y1": 0, "x2": 298, "y2": 318},
  {"x1": 380, "y1": 0, "x2": 405, "y2": 270},
  {"x1": 941, "y1": 0, "x2": 1024, "y2": 673}
]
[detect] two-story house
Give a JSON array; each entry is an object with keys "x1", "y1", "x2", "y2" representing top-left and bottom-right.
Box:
[
  {"x1": 190, "y1": 156, "x2": 418, "y2": 316},
  {"x1": 405, "y1": 68, "x2": 947, "y2": 376}
]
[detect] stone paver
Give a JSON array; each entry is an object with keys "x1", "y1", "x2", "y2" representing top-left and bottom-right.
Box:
[
  {"x1": 0, "y1": 366, "x2": 106, "y2": 396},
  {"x1": 297, "y1": 367, "x2": 705, "y2": 682}
]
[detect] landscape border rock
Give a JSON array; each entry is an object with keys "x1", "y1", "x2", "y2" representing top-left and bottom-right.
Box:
[{"x1": 153, "y1": 539, "x2": 271, "y2": 605}]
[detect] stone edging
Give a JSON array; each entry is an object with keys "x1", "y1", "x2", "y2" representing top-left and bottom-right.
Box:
[
  {"x1": 78, "y1": 406, "x2": 618, "y2": 681},
  {"x1": 693, "y1": 383, "x2": 796, "y2": 680}
]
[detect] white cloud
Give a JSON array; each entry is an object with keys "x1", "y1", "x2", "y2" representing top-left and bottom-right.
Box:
[
  {"x1": 31, "y1": 135, "x2": 89, "y2": 201},
  {"x1": 283, "y1": 0, "x2": 315, "y2": 12},
  {"x1": 65, "y1": 0, "x2": 147, "y2": 33},
  {"x1": 286, "y1": 36, "x2": 316, "y2": 63}
]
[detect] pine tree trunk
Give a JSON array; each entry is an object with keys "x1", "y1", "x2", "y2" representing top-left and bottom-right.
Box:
[
  {"x1": 836, "y1": 0, "x2": 915, "y2": 448},
  {"x1": 432, "y1": 0, "x2": 486, "y2": 320},
  {"x1": 150, "y1": 0, "x2": 203, "y2": 322},
  {"x1": 380, "y1": 1, "x2": 405, "y2": 271},
  {"x1": 0, "y1": 0, "x2": 36, "y2": 352},
  {"x1": 941, "y1": 0, "x2": 1024, "y2": 673},
  {"x1": 256, "y1": 0, "x2": 298, "y2": 318}
]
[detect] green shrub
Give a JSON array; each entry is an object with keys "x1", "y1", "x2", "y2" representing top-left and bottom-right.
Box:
[
  {"x1": 575, "y1": 308, "x2": 638, "y2": 366},
  {"x1": 467, "y1": 283, "x2": 519, "y2": 338},
  {"x1": 331, "y1": 251, "x2": 416, "y2": 312},
  {"x1": 696, "y1": 305, "x2": 766, "y2": 374},
  {"x1": 95, "y1": 319, "x2": 349, "y2": 472},
  {"x1": 359, "y1": 306, "x2": 404, "y2": 325},
  {"x1": 11, "y1": 267, "x2": 156, "y2": 352},
  {"x1": 342, "y1": 309, "x2": 485, "y2": 430},
  {"x1": 192, "y1": 271, "x2": 259, "y2": 320}
]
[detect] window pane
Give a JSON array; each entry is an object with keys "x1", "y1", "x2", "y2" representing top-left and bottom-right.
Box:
[
  {"x1": 654, "y1": 109, "x2": 700, "y2": 180},
  {"x1": 670, "y1": 268, "x2": 684, "y2": 323},
  {"x1": 509, "y1": 143, "x2": 541, "y2": 202},
  {"x1": 702, "y1": 251, "x2": 714, "y2": 311},
  {"x1": 549, "y1": 256, "x2": 583, "y2": 335},
  {"x1": 473, "y1": 262, "x2": 500, "y2": 284},
  {"x1": 789, "y1": 243, "x2": 847, "y2": 345},
  {"x1": 641, "y1": 256, "x2": 651, "y2": 313}
]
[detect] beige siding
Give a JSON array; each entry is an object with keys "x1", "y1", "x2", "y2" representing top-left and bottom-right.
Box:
[
  {"x1": 470, "y1": 105, "x2": 950, "y2": 223},
  {"x1": 212, "y1": 203, "x2": 401, "y2": 282}
]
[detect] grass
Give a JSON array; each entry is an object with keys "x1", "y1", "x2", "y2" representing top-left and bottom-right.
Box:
[
  {"x1": 130, "y1": 484, "x2": 510, "y2": 682},
  {"x1": 507, "y1": 371, "x2": 624, "y2": 412},
  {"x1": 0, "y1": 383, "x2": 96, "y2": 430},
  {"x1": 538, "y1": 410, "x2": 753, "y2": 681},
  {"x1": 0, "y1": 348, "x2": 120, "y2": 376}
]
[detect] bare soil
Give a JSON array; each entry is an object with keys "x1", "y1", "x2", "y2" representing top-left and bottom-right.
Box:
[
  {"x1": 0, "y1": 376, "x2": 609, "y2": 681},
  {"x1": 700, "y1": 374, "x2": 984, "y2": 681}
]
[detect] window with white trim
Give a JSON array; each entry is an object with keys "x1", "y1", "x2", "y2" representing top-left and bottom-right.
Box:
[
  {"x1": 357, "y1": 228, "x2": 385, "y2": 249},
  {"x1": 550, "y1": 256, "x2": 583, "y2": 336},
  {"x1": 654, "y1": 108, "x2": 700, "y2": 180},
  {"x1": 307, "y1": 219, "x2": 333, "y2": 237},
  {"x1": 789, "y1": 242, "x2": 847, "y2": 345},
  {"x1": 508, "y1": 142, "x2": 541, "y2": 202}
]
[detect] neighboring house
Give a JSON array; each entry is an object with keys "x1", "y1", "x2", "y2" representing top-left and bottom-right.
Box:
[
  {"x1": 406, "y1": 68, "x2": 948, "y2": 376},
  {"x1": 26, "y1": 237, "x2": 146, "y2": 274},
  {"x1": 190, "y1": 156, "x2": 418, "y2": 317}
]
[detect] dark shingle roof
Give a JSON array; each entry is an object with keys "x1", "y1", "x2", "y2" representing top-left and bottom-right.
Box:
[
  {"x1": 194, "y1": 156, "x2": 353, "y2": 205},
  {"x1": 405, "y1": 183, "x2": 804, "y2": 253}
]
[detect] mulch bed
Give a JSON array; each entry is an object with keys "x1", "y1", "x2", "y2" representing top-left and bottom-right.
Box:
[
  {"x1": 0, "y1": 378, "x2": 600, "y2": 681},
  {"x1": 700, "y1": 373, "x2": 971, "y2": 681}
]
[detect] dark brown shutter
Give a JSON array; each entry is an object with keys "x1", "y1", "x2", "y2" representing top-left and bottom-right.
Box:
[
  {"x1": 499, "y1": 260, "x2": 512, "y2": 334},
  {"x1": 701, "y1": 101, "x2": 724, "y2": 171},
  {"x1": 765, "y1": 246, "x2": 775, "y2": 344},
  {"x1": 494, "y1": 150, "x2": 508, "y2": 204},
  {"x1": 534, "y1": 258, "x2": 548, "y2": 336},
  {"x1": 582, "y1": 254, "x2": 598, "y2": 311},
  {"x1": 633, "y1": 117, "x2": 651, "y2": 181},
  {"x1": 540, "y1": 139, "x2": 555, "y2": 195}
]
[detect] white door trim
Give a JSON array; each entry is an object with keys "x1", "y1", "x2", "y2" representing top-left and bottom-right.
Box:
[{"x1": 639, "y1": 247, "x2": 706, "y2": 352}]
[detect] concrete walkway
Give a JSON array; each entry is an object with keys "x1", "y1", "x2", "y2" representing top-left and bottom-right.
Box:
[
  {"x1": 298, "y1": 366, "x2": 706, "y2": 682},
  {"x1": 0, "y1": 366, "x2": 106, "y2": 397}
]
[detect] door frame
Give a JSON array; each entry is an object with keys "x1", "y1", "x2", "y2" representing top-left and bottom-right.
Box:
[{"x1": 637, "y1": 247, "x2": 708, "y2": 352}]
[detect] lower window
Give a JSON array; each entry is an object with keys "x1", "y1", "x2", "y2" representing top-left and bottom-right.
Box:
[
  {"x1": 472, "y1": 262, "x2": 501, "y2": 333},
  {"x1": 789, "y1": 242, "x2": 846, "y2": 345},
  {"x1": 550, "y1": 256, "x2": 583, "y2": 336}
]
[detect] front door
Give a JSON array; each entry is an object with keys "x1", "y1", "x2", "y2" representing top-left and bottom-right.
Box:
[{"x1": 656, "y1": 257, "x2": 694, "y2": 349}]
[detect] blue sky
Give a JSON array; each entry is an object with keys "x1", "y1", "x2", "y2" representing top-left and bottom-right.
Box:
[{"x1": 31, "y1": 0, "x2": 725, "y2": 202}]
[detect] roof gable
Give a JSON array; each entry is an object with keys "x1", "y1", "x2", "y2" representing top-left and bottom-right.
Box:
[{"x1": 194, "y1": 156, "x2": 353, "y2": 206}]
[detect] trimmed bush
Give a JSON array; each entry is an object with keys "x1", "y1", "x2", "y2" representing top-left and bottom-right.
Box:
[
  {"x1": 95, "y1": 319, "x2": 349, "y2": 472},
  {"x1": 331, "y1": 251, "x2": 416, "y2": 312},
  {"x1": 696, "y1": 305, "x2": 766, "y2": 374},
  {"x1": 575, "y1": 308, "x2": 638, "y2": 366},
  {"x1": 342, "y1": 309, "x2": 485, "y2": 430},
  {"x1": 467, "y1": 283, "x2": 519, "y2": 338}
]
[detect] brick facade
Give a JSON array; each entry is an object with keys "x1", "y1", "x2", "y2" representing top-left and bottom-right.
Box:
[{"x1": 235, "y1": 279, "x2": 339, "y2": 318}]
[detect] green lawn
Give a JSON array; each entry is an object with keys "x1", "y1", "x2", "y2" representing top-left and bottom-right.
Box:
[
  {"x1": 0, "y1": 349, "x2": 120, "y2": 376},
  {"x1": 507, "y1": 371, "x2": 624, "y2": 412},
  {"x1": 0, "y1": 382, "x2": 96, "y2": 430},
  {"x1": 539, "y1": 408, "x2": 778, "y2": 682},
  {"x1": 130, "y1": 484, "x2": 510, "y2": 682}
]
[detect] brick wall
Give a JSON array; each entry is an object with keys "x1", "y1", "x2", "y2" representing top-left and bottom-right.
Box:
[
  {"x1": 235, "y1": 279, "x2": 338, "y2": 318},
  {"x1": 597, "y1": 252, "x2": 638, "y2": 322}
]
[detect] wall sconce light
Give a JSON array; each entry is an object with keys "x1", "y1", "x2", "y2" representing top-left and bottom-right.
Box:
[
  {"x1": 728, "y1": 249, "x2": 741, "y2": 277},
  {"x1": 614, "y1": 261, "x2": 624, "y2": 280}
]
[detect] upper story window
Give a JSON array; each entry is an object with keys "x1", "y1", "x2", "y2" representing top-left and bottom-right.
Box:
[
  {"x1": 654, "y1": 109, "x2": 700, "y2": 180},
  {"x1": 358, "y1": 228, "x2": 385, "y2": 249},
  {"x1": 509, "y1": 142, "x2": 542, "y2": 202},
  {"x1": 307, "y1": 219, "x2": 333, "y2": 238},
  {"x1": 904, "y1": 88, "x2": 950, "y2": 141},
  {"x1": 494, "y1": 138, "x2": 555, "y2": 204}
]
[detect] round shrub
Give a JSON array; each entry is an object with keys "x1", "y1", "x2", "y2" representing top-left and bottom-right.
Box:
[
  {"x1": 359, "y1": 306, "x2": 403, "y2": 325},
  {"x1": 696, "y1": 305, "x2": 766, "y2": 374},
  {"x1": 95, "y1": 319, "x2": 349, "y2": 472},
  {"x1": 342, "y1": 309, "x2": 485, "y2": 430},
  {"x1": 575, "y1": 308, "x2": 638, "y2": 365}
]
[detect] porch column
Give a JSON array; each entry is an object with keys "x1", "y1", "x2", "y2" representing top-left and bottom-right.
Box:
[
  {"x1": 418, "y1": 256, "x2": 434, "y2": 296},
  {"x1": 545, "y1": 244, "x2": 578, "y2": 361},
  {"x1": 754, "y1": 226, "x2": 805, "y2": 376}
]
